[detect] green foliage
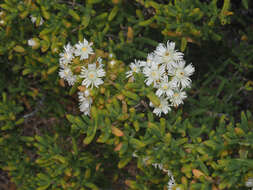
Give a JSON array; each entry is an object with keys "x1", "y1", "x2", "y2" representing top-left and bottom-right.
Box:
[{"x1": 0, "y1": 0, "x2": 253, "y2": 190}]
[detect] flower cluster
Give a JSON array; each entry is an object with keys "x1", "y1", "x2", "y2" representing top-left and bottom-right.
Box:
[
  {"x1": 246, "y1": 178, "x2": 253, "y2": 190},
  {"x1": 152, "y1": 163, "x2": 179, "y2": 190},
  {"x1": 133, "y1": 152, "x2": 179, "y2": 190},
  {"x1": 126, "y1": 41, "x2": 195, "y2": 116},
  {"x1": 58, "y1": 38, "x2": 106, "y2": 115}
]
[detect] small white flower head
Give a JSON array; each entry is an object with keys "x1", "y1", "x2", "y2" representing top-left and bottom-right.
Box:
[
  {"x1": 30, "y1": 16, "x2": 44, "y2": 26},
  {"x1": 59, "y1": 43, "x2": 74, "y2": 66},
  {"x1": 59, "y1": 65, "x2": 76, "y2": 86},
  {"x1": 152, "y1": 163, "x2": 163, "y2": 170},
  {"x1": 78, "y1": 91, "x2": 93, "y2": 115},
  {"x1": 132, "y1": 151, "x2": 138, "y2": 158},
  {"x1": 80, "y1": 60, "x2": 106, "y2": 89},
  {"x1": 74, "y1": 38, "x2": 94, "y2": 60},
  {"x1": 78, "y1": 90, "x2": 90, "y2": 101},
  {"x1": 143, "y1": 62, "x2": 165, "y2": 87},
  {"x1": 109, "y1": 53, "x2": 114, "y2": 58},
  {"x1": 110, "y1": 60, "x2": 116, "y2": 66},
  {"x1": 155, "y1": 41, "x2": 183, "y2": 67},
  {"x1": 0, "y1": 11, "x2": 4, "y2": 17},
  {"x1": 155, "y1": 76, "x2": 177, "y2": 97},
  {"x1": 80, "y1": 98, "x2": 93, "y2": 115},
  {"x1": 30, "y1": 16, "x2": 37, "y2": 23},
  {"x1": 168, "y1": 60, "x2": 195, "y2": 89},
  {"x1": 140, "y1": 53, "x2": 161, "y2": 67},
  {"x1": 126, "y1": 60, "x2": 142, "y2": 79},
  {"x1": 150, "y1": 96, "x2": 171, "y2": 117},
  {"x1": 169, "y1": 90, "x2": 187, "y2": 107},
  {"x1": 0, "y1": 20, "x2": 4, "y2": 25},
  {"x1": 167, "y1": 175, "x2": 176, "y2": 190},
  {"x1": 28, "y1": 39, "x2": 37, "y2": 47},
  {"x1": 97, "y1": 57, "x2": 103, "y2": 66},
  {"x1": 246, "y1": 178, "x2": 253, "y2": 188}
]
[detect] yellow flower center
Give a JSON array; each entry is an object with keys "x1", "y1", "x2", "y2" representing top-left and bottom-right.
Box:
[
  {"x1": 151, "y1": 71, "x2": 157, "y2": 78},
  {"x1": 64, "y1": 70, "x2": 69, "y2": 75},
  {"x1": 64, "y1": 53, "x2": 68, "y2": 58},
  {"x1": 165, "y1": 51, "x2": 170, "y2": 56},
  {"x1": 176, "y1": 69, "x2": 185, "y2": 78},
  {"x1": 82, "y1": 47, "x2": 87, "y2": 52},
  {"x1": 133, "y1": 67, "x2": 137, "y2": 72},
  {"x1": 180, "y1": 71, "x2": 184, "y2": 76},
  {"x1": 162, "y1": 84, "x2": 168, "y2": 90},
  {"x1": 174, "y1": 93, "x2": 179, "y2": 97},
  {"x1": 88, "y1": 71, "x2": 96, "y2": 80}
]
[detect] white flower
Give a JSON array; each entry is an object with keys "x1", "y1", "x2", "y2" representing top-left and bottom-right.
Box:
[
  {"x1": 28, "y1": 39, "x2": 37, "y2": 47},
  {"x1": 110, "y1": 60, "x2": 116, "y2": 66},
  {"x1": 0, "y1": 12, "x2": 4, "y2": 17},
  {"x1": 152, "y1": 163, "x2": 163, "y2": 170},
  {"x1": 78, "y1": 90, "x2": 90, "y2": 100},
  {"x1": 78, "y1": 91, "x2": 92, "y2": 115},
  {"x1": 155, "y1": 76, "x2": 177, "y2": 97},
  {"x1": 59, "y1": 65, "x2": 76, "y2": 86},
  {"x1": 74, "y1": 38, "x2": 94, "y2": 60},
  {"x1": 169, "y1": 90, "x2": 187, "y2": 107},
  {"x1": 150, "y1": 96, "x2": 171, "y2": 117},
  {"x1": 155, "y1": 41, "x2": 183, "y2": 67},
  {"x1": 97, "y1": 57, "x2": 103, "y2": 65},
  {"x1": 140, "y1": 53, "x2": 161, "y2": 67},
  {"x1": 79, "y1": 99, "x2": 92, "y2": 115},
  {"x1": 126, "y1": 60, "x2": 142, "y2": 79},
  {"x1": 246, "y1": 178, "x2": 253, "y2": 188},
  {"x1": 80, "y1": 61, "x2": 106, "y2": 89},
  {"x1": 0, "y1": 20, "x2": 4, "y2": 25},
  {"x1": 30, "y1": 16, "x2": 36, "y2": 23},
  {"x1": 167, "y1": 175, "x2": 176, "y2": 190},
  {"x1": 30, "y1": 16, "x2": 44, "y2": 26},
  {"x1": 143, "y1": 62, "x2": 165, "y2": 87},
  {"x1": 168, "y1": 60, "x2": 195, "y2": 89},
  {"x1": 59, "y1": 43, "x2": 74, "y2": 66}
]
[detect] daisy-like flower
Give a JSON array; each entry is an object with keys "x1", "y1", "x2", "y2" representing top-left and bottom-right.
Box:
[
  {"x1": 140, "y1": 53, "x2": 161, "y2": 67},
  {"x1": 143, "y1": 62, "x2": 165, "y2": 87},
  {"x1": 167, "y1": 175, "x2": 176, "y2": 190},
  {"x1": 155, "y1": 41, "x2": 183, "y2": 67},
  {"x1": 78, "y1": 91, "x2": 92, "y2": 115},
  {"x1": 74, "y1": 38, "x2": 94, "y2": 60},
  {"x1": 169, "y1": 90, "x2": 187, "y2": 107},
  {"x1": 80, "y1": 61, "x2": 106, "y2": 89},
  {"x1": 0, "y1": 20, "x2": 4, "y2": 25},
  {"x1": 59, "y1": 65, "x2": 76, "y2": 86},
  {"x1": 78, "y1": 90, "x2": 90, "y2": 100},
  {"x1": 79, "y1": 98, "x2": 92, "y2": 115},
  {"x1": 155, "y1": 76, "x2": 177, "y2": 97},
  {"x1": 168, "y1": 60, "x2": 195, "y2": 89},
  {"x1": 59, "y1": 43, "x2": 74, "y2": 66},
  {"x1": 79, "y1": 99, "x2": 92, "y2": 115},
  {"x1": 150, "y1": 96, "x2": 171, "y2": 117},
  {"x1": 126, "y1": 60, "x2": 142, "y2": 79}
]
